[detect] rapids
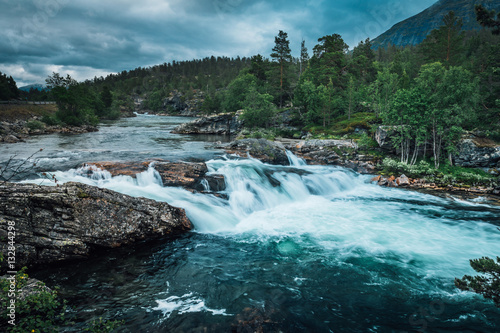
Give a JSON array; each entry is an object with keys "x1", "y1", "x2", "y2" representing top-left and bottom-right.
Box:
[{"x1": 3, "y1": 115, "x2": 500, "y2": 332}]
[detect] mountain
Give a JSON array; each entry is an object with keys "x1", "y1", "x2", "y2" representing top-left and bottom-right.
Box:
[
  {"x1": 372, "y1": 0, "x2": 500, "y2": 49},
  {"x1": 19, "y1": 83, "x2": 46, "y2": 92}
]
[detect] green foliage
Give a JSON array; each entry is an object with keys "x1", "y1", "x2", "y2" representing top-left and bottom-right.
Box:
[
  {"x1": 201, "y1": 92, "x2": 223, "y2": 115},
  {"x1": 41, "y1": 114, "x2": 61, "y2": 126},
  {"x1": 270, "y1": 30, "x2": 293, "y2": 108},
  {"x1": 0, "y1": 268, "x2": 68, "y2": 332},
  {"x1": 381, "y1": 157, "x2": 494, "y2": 185},
  {"x1": 26, "y1": 120, "x2": 45, "y2": 131},
  {"x1": 455, "y1": 256, "x2": 500, "y2": 307},
  {"x1": 306, "y1": 34, "x2": 349, "y2": 87},
  {"x1": 420, "y1": 11, "x2": 465, "y2": 66},
  {"x1": 146, "y1": 89, "x2": 166, "y2": 112},
  {"x1": 328, "y1": 112, "x2": 380, "y2": 136},
  {"x1": 0, "y1": 72, "x2": 19, "y2": 100},
  {"x1": 241, "y1": 85, "x2": 276, "y2": 128},
  {"x1": 475, "y1": 5, "x2": 500, "y2": 35},
  {"x1": 47, "y1": 73, "x2": 101, "y2": 126},
  {"x1": 369, "y1": 66, "x2": 399, "y2": 116},
  {"x1": 357, "y1": 132, "x2": 378, "y2": 150},
  {"x1": 238, "y1": 128, "x2": 278, "y2": 141},
  {"x1": 381, "y1": 158, "x2": 437, "y2": 178},
  {"x1": 223, "y1": 73, "x2": 257, "y2": 112},
  {"x1": 100, "y1": 86, "x2": 113, "y2": 109}
]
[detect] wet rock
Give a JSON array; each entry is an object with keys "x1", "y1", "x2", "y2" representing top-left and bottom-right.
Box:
[
  {"x1": 172, "y1": 112, "x2": 243, "y2": 136},
  {"x1": 396, "y1": 174, "x2": 410, "y2": 186},
  {"x1": 0, "y1": 182, "x2": 193, "y2": 268},
  {"x1": 226, "y1": 139, "x2": 289, "y2": 166},
  {"x1": 154, "y1": 161, "x2": 208, "y2": 189},
  {"x1": 85, "y1": 161, "x2": 149, "y2": 177},
  {"x1": 84, "y1": 161, "x2": 226, "y2": 192}
]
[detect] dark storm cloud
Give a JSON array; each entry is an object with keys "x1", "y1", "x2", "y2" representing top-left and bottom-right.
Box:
[{"x1": 0, "y1": 0, "x2": 436, "y2": 86}]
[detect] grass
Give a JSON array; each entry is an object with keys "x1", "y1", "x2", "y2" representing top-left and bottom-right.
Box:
[
  {"x1": 0, "y1": 104, "x2": 58, "y2": 122},
  {"x1": 304, "y1": 112, "x2": 382, "y2": 139}
]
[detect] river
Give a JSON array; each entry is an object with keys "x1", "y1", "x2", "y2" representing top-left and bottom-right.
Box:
[{"x1": 2, "y1": 115, "x2": 500, "y2": 332}]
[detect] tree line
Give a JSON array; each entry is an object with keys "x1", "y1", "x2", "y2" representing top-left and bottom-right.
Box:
[{"x1": 2, "y1": 6, "x2": 499, "y2": 170}]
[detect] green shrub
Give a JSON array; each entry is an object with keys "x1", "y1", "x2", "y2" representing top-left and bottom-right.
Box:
[
  {"x1": 41, "y1": 115, "x2": 60, "y2": 126},
  {"x1": 26, "y1": 120, "x2": 44, "y2": 131},
  {"x1": 0, "y1": 268, "x2": 68, "y2": 332},
  {"x1": 381, "y1": 157, "x2": 495, "y2": 185},
  {"x1": 357, "y1": 132, "x2": 378, "y2": 149}
]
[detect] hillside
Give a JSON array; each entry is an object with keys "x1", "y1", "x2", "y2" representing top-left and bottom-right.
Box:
[{"x1": 372, "y1": 0, "x2": 500, "y2": 48}]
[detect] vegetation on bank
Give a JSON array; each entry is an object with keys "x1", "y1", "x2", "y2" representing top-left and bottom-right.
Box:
[
  {"x1": 455, "y1": 257, "x2": 500, "y2": 308},
  {"x1": 380, "y1": 157, "x2": 496, "y2": 187},
  {"x1": 0, "y1": 268, "x2": 123, "y2": 332}
]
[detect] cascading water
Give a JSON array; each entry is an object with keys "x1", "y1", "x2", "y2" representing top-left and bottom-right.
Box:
[
  {"x1": 28, "y1": 153, "x2": 500, "y2": 332},
  {"x1": 6, "y1": 115, "x2": 500, "y2": 332}
]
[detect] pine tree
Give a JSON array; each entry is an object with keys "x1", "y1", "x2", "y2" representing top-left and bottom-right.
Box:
[
  {"x1": 270, "y1": 30, "x2": 292, "y2": 108},
  {"x1": 300, "y1": 40, "x2": 309, "y2": 77},
  {"x1": 419, "y1": 11, "x2": 464, "y2": 66},
  {"x1": 455, "y1": 257, "x2": 500, "y2": 307},
  {"x1": 475, "y1": 5, "x2": 500, "y2": 35}
]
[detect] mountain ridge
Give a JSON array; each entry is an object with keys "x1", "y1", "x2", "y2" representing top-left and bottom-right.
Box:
[{"x1": 372, "y1": 0, "x2": 500, "y2": 49}]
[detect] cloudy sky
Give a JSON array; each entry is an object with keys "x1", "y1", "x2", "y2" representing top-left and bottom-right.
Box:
[{"x1": 0, "y1": 0, "x2": 436, "y2": 87}]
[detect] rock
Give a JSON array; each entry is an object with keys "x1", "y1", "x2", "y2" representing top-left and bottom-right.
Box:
[
  {"x1": 0, "y1": 182, "x2": 193, "y2": 268},
  {"x1": 84, "y1": 161, "x2": 226, "y2": 192},
  {"x1": 154, "y1": 162, "x2": 208, "y2": 190},
  {"x1": 84, "y1": 161, "x2": 150, "y2": 177},
  {"x1": 301, "y1": 149, "x2": 340, "y2": 165},
  {"x1": 2, "y1": 134, "x2": 23, "y2": 143},
  {"x1": 295, "y1": 139, "x2": 358, "y2": 152},
  {"x1": 226, "y1": 139, "x2": 289, "y2": 165},
  {"x1": 378, "y1": 177, "x2": 389, "y2": 186},
  {"x1": 164, "y1": 94, "x2": 187, "y2": 113},
  {"x1": 396, "y1": 174, "x2": 410, "y2": 186},
  {"x1": 375, "y1": 126, "x2": 396, "y2": 151},
  {"x1": 454, "y1": 138, "x2": 500, "y2": 168},
  {"x1": 172, "y1": 112, "x2": 243, "y2": 135}
]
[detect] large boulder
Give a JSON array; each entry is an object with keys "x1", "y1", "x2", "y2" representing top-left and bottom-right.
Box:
[
  {"x1": 226, "y1": 139, "x2": 289, "y2": 165},
  {"x1": 0, "y1": 182, "x2": 193, "y2": 268},
  {"x1": 172, "y1": 112, "x2": 243, "y2": 136},
  {"x1": 454, "y1": 138, "x2": 500, "y2": 168},
  {"x1": 375, "y1": 126, "x2": 396, "y2": 151}
]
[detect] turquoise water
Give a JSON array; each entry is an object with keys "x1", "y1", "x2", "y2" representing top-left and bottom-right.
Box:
[{"x1": 5, "y1": 115, "x2": 500, "y2": 332}]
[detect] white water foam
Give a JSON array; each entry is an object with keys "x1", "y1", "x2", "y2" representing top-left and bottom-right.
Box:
[
  {"x1": 153, "y1": 293, "x2": 229, "y2": 318},
  {"x1": 22, "y1": 154, "x2": 500, "y2": 292}
]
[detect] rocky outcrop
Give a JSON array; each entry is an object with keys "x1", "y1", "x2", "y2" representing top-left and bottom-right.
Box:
[
  {"x1": 226, "y1": 139, "x2": 289, "y2": 165},
  {"x1": 375, "y1": 126, "x2": 396, "y2": 151},
  {"x1": 172, "y1": 112, "x2": 243, "y2": 136},
  {"x1": 0, "y1": 182, "x2": 193, "y2": 268},
  {"x1": 0, "y1": 119, "x2": 98, "y2": 143},
  {"x1": 84, "y1": 161, "x2": 226, "y2": 193},
  {"x1": 454, "y1": 138, "x2": 500, "y2": 168}
]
